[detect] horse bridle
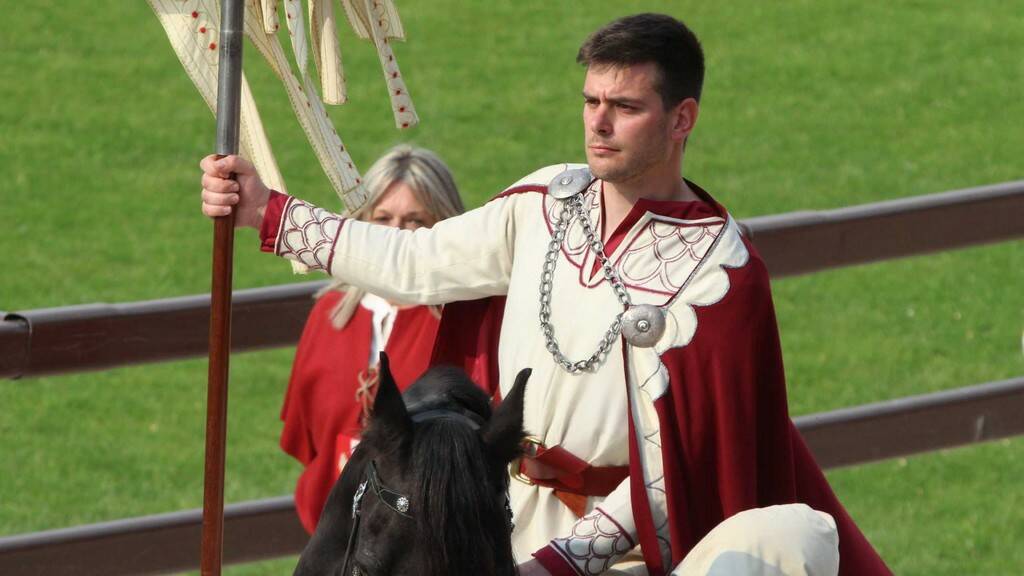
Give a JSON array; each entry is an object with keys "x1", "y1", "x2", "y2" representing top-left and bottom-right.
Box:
[
  {"x1": 341, "y1": 459, "x2": 408, "y2": 576},
  {"x1": 340, "y1": 408, "x2": 515, "y2": 576}
]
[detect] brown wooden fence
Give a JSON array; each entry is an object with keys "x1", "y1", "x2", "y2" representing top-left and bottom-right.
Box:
[
  {"x1": 1, "y1": 179, "x2": 1023, "y2": 574},
  {"x1": 3, "y1": 179, "x2": 1023, "y2": 381}
]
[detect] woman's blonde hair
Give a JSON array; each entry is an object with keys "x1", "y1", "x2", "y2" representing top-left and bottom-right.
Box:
[{"x1": 318, "y1": 144, "x2": 465, "y2": 328}]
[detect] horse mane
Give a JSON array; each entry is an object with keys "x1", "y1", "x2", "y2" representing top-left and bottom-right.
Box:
[{"x1": 372, "y1": 366, "x2": 512, "y2": 576}]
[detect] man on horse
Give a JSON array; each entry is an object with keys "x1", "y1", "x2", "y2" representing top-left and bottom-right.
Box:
[{"x1": 200, "y1": 12, "x2": 891, "y2": 576}]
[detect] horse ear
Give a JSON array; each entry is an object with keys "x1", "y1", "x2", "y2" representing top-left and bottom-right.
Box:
[
  {"x1": 481, "y1": 368, "x2": 530, "y2": 464},
  {"x1": 370, "y1": 352, "x2": 411, "y2": 439}
]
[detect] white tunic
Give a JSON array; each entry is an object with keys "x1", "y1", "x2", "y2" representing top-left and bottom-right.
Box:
[
  {"x1": 270, "y1": 163, "x2": 749, "y2": 572},
  {"x1": 293, "y1": 164, "x2": 636, "y2": 560}
]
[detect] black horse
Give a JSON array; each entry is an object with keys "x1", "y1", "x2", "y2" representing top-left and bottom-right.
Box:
[{"x1": 293, "y1": 353, "x2": 530, "y2": 576}]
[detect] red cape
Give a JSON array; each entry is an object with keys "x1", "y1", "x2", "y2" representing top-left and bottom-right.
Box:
[{"x1": 432, "y1": 241, "x2": 891, "y2": 575}]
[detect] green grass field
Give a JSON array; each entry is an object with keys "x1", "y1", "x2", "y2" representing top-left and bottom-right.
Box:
[{"x1": 1, "y1": 1, "x2": 1022, "y2": 574}]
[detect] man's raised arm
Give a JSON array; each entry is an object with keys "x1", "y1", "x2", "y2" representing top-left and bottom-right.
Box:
[{"x1": 200, "y1": 154, "x2": 516, "y2": 305}]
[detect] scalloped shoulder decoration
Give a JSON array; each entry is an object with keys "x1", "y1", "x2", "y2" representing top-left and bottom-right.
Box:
[{"x1": 657, "y1": 217, "x2": 750, "y2": 352}]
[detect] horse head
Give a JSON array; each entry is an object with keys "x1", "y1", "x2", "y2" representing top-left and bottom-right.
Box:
[{"x1": 293, "y1": 353, "x2": 530, "y2": 576}]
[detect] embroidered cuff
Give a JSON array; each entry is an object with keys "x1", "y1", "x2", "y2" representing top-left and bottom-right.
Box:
[
  {"x1": 271, "y1": 196, "x2": 346, "y2": 272},
  {"x1": 259, "y1": 190, "x2": 290, "y2": 252},
  {"x1": 544, "y1": 507, "x2": 636, "y2": 576}
]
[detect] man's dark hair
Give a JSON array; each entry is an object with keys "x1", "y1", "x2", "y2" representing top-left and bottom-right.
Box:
[{"x1": 577, "y1": 13, "x2": 705, "y2": 108}]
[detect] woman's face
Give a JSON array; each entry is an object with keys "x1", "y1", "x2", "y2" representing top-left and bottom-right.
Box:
[{"x1": 370, "y1": 182, "x2": 437, "y2": 230}]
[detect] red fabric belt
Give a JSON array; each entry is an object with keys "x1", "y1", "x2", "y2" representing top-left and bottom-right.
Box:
[{"x1": 517, "y1": 442, "x2": 629, "y2": 517}]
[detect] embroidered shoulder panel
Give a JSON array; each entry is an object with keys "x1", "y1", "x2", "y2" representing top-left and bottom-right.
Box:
[
  {"x1": 617, "y1": 216, "x2": 726, "y2": 299},
  {"x1": 543, "y1": 187, "x2": 730, "y2": 304}
]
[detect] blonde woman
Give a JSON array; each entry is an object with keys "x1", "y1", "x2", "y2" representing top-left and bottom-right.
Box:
[{"x1": 278, "y1": 145, "x2": 464, "y2": 534}]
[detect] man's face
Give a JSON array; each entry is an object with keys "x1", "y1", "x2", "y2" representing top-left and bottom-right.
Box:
[{"x1": 582, "y1": 62, "x2": 678, "y2": 184}]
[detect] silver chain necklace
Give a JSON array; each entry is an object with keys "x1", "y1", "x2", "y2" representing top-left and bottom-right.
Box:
[
  {"x1": 539, "y1": 184, "x2": 667, "y2": 374},
  {"x1": 539, "y1": 191, "x2": 632, "y2": 373}
]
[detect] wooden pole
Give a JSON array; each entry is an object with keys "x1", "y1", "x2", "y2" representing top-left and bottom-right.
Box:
[{"x1": 202, "y1": 1, "x2": 244, "y2": 575}]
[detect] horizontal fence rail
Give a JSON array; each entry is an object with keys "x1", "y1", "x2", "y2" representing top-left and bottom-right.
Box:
[
  {"x1": 742, "y1": 178, "x2": 1024, "y2": 277},
  {"x1": 2, "y1": 179, "x2": 1023, "y2": 381},
  {"x1": 0, "y1": 281, "x2": 328, "y2": 380},
  {"x1": 794, "y1": 376, "x2": 1024, "y2": 469},
  {"x1": 2, "y1": 376, "x2": 1021, "y2": 575},
  {"x1": 0, "y1": 497, "x2": 306, "y2": 576}
]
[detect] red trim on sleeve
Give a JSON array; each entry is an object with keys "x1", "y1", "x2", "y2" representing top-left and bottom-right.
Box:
[
  {"x1": 325, "y1": 218, "x2": 348, "y2": 273},
  {"x1": 533, "y1": 544, "x2": 580, "y2": 576},
  {"x1": 493, "y1": 184, "x2": 547, "y2": 200},
  {"x1": 594, "y1": 506, "x2": 637, "y2": 548},
  {"x1": 259, "y1": 190, "x2": 290, "y2": 253}
]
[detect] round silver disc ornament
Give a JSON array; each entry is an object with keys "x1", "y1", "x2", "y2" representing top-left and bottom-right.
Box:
[
  {"x1": 548, "y1": 167, "x2": 594, "y2": 199},
  {"x1": 395, "y1": 495, "x2": 410, "y2": 514},
  {"x1": 621, "y1": 304, "x2": 666, "y2": 348}
]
